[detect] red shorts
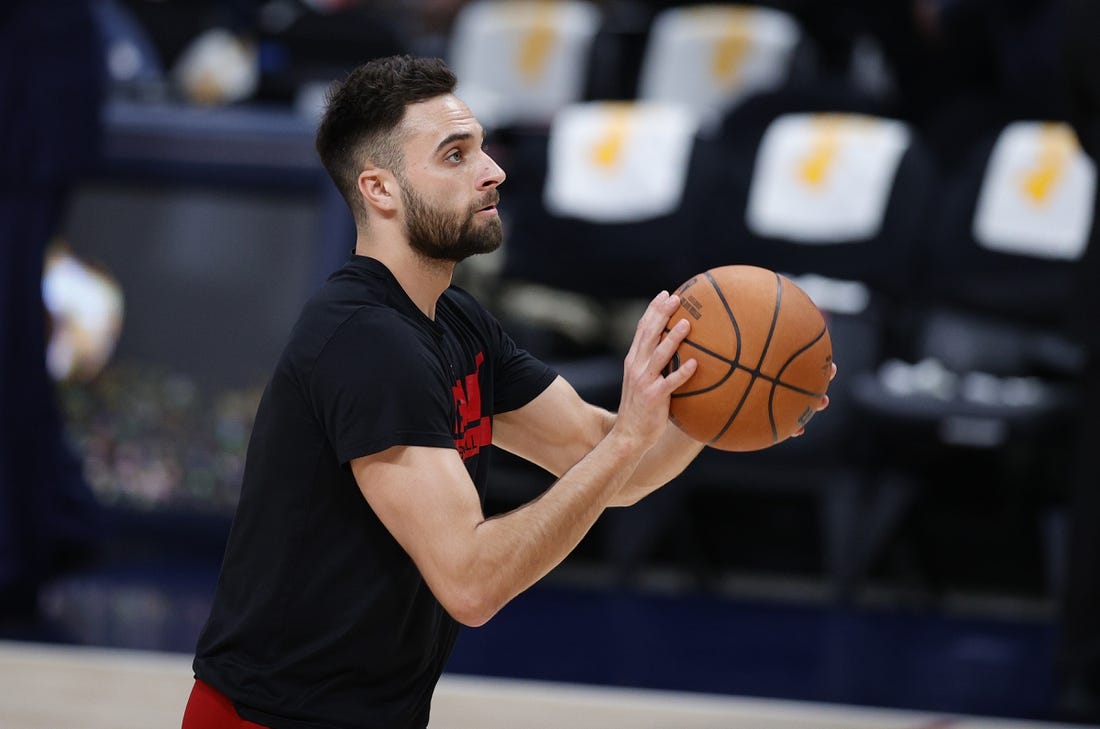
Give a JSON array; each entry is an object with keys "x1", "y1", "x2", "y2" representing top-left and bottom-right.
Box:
[{"x1": 182, "y1": 679, "x2": 270, "y2": 729}]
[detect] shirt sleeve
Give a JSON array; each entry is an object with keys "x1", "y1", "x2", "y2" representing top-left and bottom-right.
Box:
[
  {"x1": 309, "y1": 307, "x2": 457, "y2": 465},
  {"x1": 458, "y1": 291, "x2": 558, "y2": 414}
]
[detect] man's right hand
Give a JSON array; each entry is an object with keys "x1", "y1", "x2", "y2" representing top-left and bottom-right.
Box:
[{"x1": 613, "y1": 290, "x2": 698, "y2": 453}]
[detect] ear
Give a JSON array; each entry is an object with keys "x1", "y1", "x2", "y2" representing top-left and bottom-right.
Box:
[{"x1": 358, "y1": 166, "x2": 399, "y2": 216}]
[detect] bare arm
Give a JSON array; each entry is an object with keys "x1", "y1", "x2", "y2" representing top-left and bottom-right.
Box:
[
  {"x1": 351, "y1": 292, "x2": 697, "y2": 627},
  {"x1": 496, "y1": 358, "x2": 836, "y2": 507},
  {"x1": 494, "y1": 383, "x2": 705, "y2": 507},
  {"x1": 612, "y1": 422, "x2": 705, "y2": 506}
]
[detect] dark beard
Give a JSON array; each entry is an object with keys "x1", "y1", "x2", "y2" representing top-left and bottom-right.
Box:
[{"x1": 402, "y1": 183, "x2": 502, "y2": 263}]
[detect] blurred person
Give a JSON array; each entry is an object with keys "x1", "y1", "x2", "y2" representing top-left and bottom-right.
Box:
[
  {"x1": 115, "y1": 0, "x2": 257, "y2": 72},
  {"x1": 0, "y1": 0, "x2": 106, "y2": 628},
  {"x1": 181, "y1": 53, "x2": 832, "y2": 729},
  {"x1": 111, "y1": 0, "x2": 261, "y2": 106}
]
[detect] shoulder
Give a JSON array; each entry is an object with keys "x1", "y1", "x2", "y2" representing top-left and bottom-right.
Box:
[
  {"x1": 306, "y1": 304, "x2": 451, "y2": 413},
  {"x1": 440, "y1": 286, "x2": 501, "y2": 334},
  {"x1": 283, "y1": 295, "x2": 443, "y2": 397},
  {"x1": 320, "y1": 305, "x2": 437, "y2": 367},
  {"x1": 292, "y1": 269, "x2": 426, "y2": 355},
  {"x1": 441, "y1": 285, "x2": 486, "y2": 315}
]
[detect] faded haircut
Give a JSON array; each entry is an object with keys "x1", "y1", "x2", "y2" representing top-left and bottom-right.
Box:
[{"x1": 315, "y1": 55, "x2": 457, "y2": 222}]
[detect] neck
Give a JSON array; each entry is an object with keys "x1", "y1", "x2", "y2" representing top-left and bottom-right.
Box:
[{"x1": 355, "y1": 235, "x2": 455, "y2": 320}]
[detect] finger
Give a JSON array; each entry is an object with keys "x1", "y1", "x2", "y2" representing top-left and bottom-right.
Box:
[
  {"x1": 650, "y1": 317, "x2": 690, "y2": 374},
  {"x1": 639, "y1": 291, "x2": 682, "y2": 351},
  {"x1": 828, "y1": 362, "x2": 838, "y2": 381},
  {"x1": 626, "y1": 290, "x2": 671, "y2": 364},
  {"x1": 792, "y1": 394, "x2": 831, "y2": 438},
  {"x1": 662, "y1": 356, "x2": 697, "y2": 392}
]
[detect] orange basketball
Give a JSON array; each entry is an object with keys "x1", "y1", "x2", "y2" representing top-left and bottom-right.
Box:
[{"x1": 664, "y1": 265, "x2": 832, "y2": 451}]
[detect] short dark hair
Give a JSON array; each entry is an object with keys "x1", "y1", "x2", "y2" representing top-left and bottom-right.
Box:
[{"x1": 315, "y1": 55, "x2": 457, "y2": 221}]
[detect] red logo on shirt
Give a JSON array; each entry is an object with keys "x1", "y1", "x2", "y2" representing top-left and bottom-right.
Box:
[{"x1": 452, "y1": 352, "x2": 491, "y2": 460}]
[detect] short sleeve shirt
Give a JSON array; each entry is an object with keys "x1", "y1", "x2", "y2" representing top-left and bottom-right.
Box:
[{"x1": 193, "y1": 255, "x2": 556, "y2": 729}]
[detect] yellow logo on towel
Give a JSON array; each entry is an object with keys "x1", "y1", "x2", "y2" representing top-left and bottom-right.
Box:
[
  {"x1": 516, "y1": 3, "x2": 558, "y2": 84},
  {"x1": 1021, "y1": 123, "x2": 1076, "y2": 205},
  {"x1": 795, "y1": 115, "x2": 880, "y2": 188},
  {"x1": 798, "y1": 116, "x2": 844, "y2": 188},
  {"x1": 590, "y1": 104, "x2": 634, "y2": 170},
  {"x1": 706, "y1": 7, "x2": 754, "y2": 89}
]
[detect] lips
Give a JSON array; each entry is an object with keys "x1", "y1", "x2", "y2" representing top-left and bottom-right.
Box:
[{"x1": 475, "y1": 192, "x2": 500, "y2": 213}]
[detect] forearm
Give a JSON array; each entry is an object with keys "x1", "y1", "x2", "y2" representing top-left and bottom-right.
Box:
[
  {"x1": 433, "y1": 290, "x2": 697, "y2": 624},
  {"x1": 608, "y1": 420, "x2": 704, "y2": 507},
  {"x1": 465, "y1": 431, "x2": 647, "y2": 624}
]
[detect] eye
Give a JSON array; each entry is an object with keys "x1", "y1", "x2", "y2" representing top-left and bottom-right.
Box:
[{"x1": 445, "y1": 149, "x2": 463, "y2": 163}]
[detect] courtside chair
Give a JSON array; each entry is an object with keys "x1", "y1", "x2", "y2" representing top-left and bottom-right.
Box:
[
  {"x1": 635, "y1": 3, "x2": 808, "y2": 134},
  {"x1": 502, "y1": 99, "x2": 705, "y2": 302},
  {"x1": 849, "y1": 121, "x2": 1098, "y2": 599},
  {"x1": 685, "y1": 107, "x2": 937, "y2": 599},
  {"x1": 448, "y1": 0, "x2": 602, "y2": 133},
  {"x1": 444, "y1": 0, "x2": 608, "y2": 299},
  {"x1": 485, "y1": 99, "x2": 715, "y2": 578}
]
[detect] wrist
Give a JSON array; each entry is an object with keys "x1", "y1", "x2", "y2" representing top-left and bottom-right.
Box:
[{"x1": 602, "y1": 425, "x2": 651, "y2": 464}]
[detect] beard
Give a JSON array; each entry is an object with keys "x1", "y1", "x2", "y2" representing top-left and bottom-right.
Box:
[{"x1": 401, "y1": 182, "x2": 503, "y2": 263}]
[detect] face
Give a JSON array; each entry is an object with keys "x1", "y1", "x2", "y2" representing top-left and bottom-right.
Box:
[{"x1": 395, "y1": 95, "x2": 506, "y2": 263}]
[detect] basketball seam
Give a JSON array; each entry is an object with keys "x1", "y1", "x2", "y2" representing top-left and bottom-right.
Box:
[
  {"x1": 669, "y1": 338, "x2": 739, "y2": 397},
  {"x1": 669, "y1": 269, "x2": 829, "y2": 450},
  {"x1": 771, "y1": 325, "x2": 830, "y2": 396},
  {"x1": 688, "y1": 272, "x2": 752, "y2": 443},
  {"x1": 668, "y1": 323, "x2": 827, "y2": 400},
  {"x1": 669, "y1": 343, "x2": 825, "y2": 398},
  {"x1": 765, "y1": 324, "x2": 831, "y2": 440},
  {"x1": 709, "y1": 271, "x2": 784, "y2": 446},
  {"x1": 706, "y1": 269, "x2": 743, "y2": 366}
]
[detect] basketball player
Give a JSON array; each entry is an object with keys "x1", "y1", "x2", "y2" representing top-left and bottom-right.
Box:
[{"x1": 183, "y1": 55, "x2": 831, "y2": 729}]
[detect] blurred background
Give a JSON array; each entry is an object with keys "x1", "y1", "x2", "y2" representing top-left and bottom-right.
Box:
[{"x1": 1, "y1": 0, "x2": 1099, "y2": 724}]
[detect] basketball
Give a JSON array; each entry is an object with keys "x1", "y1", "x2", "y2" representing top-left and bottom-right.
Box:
[{"x1": 664, "y1": 265, "x2": 833, "y2": 451}]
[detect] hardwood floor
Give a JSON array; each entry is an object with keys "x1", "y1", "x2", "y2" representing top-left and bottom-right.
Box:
[{"x1": 0, "y1": 640, "x2": 1090, "y2": 729}]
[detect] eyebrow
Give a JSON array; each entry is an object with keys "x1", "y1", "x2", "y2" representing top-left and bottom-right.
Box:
[{"x1": 434, "y1": 127, "x2": 485, "y2": 153}]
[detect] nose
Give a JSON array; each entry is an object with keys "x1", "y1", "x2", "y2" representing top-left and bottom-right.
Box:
[{"x1": 477, "y1": 149, "x2": 506, "y2": 190}]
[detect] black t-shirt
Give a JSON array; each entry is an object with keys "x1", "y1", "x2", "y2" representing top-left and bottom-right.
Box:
[{"x1": 193, "y1": 255, "x2": 557, "y2": 729}]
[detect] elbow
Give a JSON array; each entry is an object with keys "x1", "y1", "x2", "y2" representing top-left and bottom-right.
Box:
[
  {"x1": 451, "y1": 607, "x2": 495, "y2": 629},
  {"x1": 608, "y1": 490, "x2": 644, "y2": 508},
  {"x1": 440, "y1": 584, "x2": 504, "y2": 628}
]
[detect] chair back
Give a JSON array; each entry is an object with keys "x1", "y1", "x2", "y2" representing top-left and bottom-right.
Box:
[
  {"x1": 449, "y1": 0, "x2": 602, "y2": 131},
  {"x1": 637, "y1": 4, "x2": 803, "y2": 131}
]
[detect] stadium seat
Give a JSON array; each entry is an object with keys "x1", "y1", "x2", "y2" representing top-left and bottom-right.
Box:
[
  {"x1": 491, "y1": 99, "x2": 709, "y2": 400},
  {"x1": 483, "y1": 99, "x2": 714, "y2": 552},
  {"x1": 680, "y1": 101, "x2": 938, "y2": 598},
  {"x1": 448, "y1": 0, "x2": 603, "y2": 132},
  {"x1": 848, "y1": 121, "x2": 1098, "y2": 597},
  {"x1": 635, "y1": 3, "x2": 809, "y2": 132}
]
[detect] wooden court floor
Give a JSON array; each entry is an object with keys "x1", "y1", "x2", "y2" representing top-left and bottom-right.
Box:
[{"x1": 1, "y1": 640, "x2": 1093, "y2": 729}]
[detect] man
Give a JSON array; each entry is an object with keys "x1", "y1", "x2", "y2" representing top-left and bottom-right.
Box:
[{"x1": 184, "y1": 55, "x2": 829, "y2": 729}]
